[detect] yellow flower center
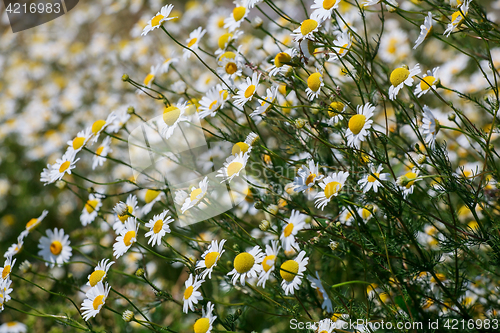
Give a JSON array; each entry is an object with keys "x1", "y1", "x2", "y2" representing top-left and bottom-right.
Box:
[
  {"x1": 225, "y1": 62, "x2": 238, "y2": 75},
  {"x1": 123, "y1": 230, "x2": 136, "y2": 246},
  {"x1": 145, "y1": 189, "x2": 160, "y2": 204},
  {"x1": 118, "y1": 205, "x2": 132, "y2": 222},
  {"x1": 330, "y1": 101, "x2": 345, "y2": 113},
  {"x1": 92, "y1": 295, "x2": 105, "y2": 310},
  {"x1": 274, "y1": 52, "x2": 291, "y2": 68},
  {"x1": 307, "y1": 73, "x2": 322, "y2": 92},
  {"x1": 163, "y1": 106, "x2": 181, "y2": 127},
  {"x1": 367, "y1": 173, "x2": 379, "y2": 183},
  {"x1": 194, "y1": 318, "x2": 210, "y2": 333},
  {"x1": 300, "y1": 19, "x2": 318, "y2": 36},
  {"x1": 323, "y1": 0, "x2": 337, "y2": 10},
  {"x1": 420, "y1": 76, "x2": 435, "y2": 90},
  {"x1": 50, "y1": 241, "x2": 63, "y2": 255},
  {"x1": 91, "y1": 120, "x2": 106, "y2": 135},
  {"x1": 218, "y1": 33, "x2": 233, "y2": 49},
  {"x1": 348, "y1": 114, "x2": 366, "y2": 135},
  {"x1": 26, "y1": 218, "x2": 38, "y2": 229},
  {"x1": 89, "y1": 270, "x2": 105, "y2": 287},
  {"x1": 244, "y1": 85, "x2": 256, "y2": 98},
  {"x1": 6, "y1": 322, "x2": 17, "y2": 327},
  {"x1": 205, "y1": 252, "x2": 220, "y2": 268},
  {"x1": 85, "y1": 199, "x2": 99, "y2": 213},
  {"x1": 233, "y1": 252, "x2": 255, "y2": 273},
  {"x1": 187, "y1": 38, "x2": 198, "y2": 48},
  {"x1": 219, "y1": 51, "x2": 235, "y2": 62},
  {"x1": 96, "y1": 146, "x2": 105, "y2": 156},
  {"x1": 2, "y1": 265, "x2": 11, "y2": 279},
  {"x1": 59, "y1": 161, "x2": 70, "y2": 173},
  {"x1": 73, "y1": 137, "x2": 85, "y2": 150},
  {"x1": 280, "y1": 260, "x2": 299, "y2": 282},
  {"x1": 184, "y1": 285, "x2": 194, "y2": 299},
  {"x1": 324, "y1": 181, "x2": 341, "y2": 199},
  {"x1": 338, "y1": 43, "x2": 349, "y2": 55},
  {"x1": 153, "y1": 219, "x2": 163, "y2": 233},
  {"x1": 404, "y1": 171, "x2": 417, "y2": 189},
  {"x1": 306, "y1": 173, "x2": 316, "y2": 185},
  {"x1": 227, "y1": 162, "x2": 243, "y2": 177},
  {"x1": 283, "y1": 223, "x2": 294, "y2": 238},
  {"x1": 232, "y1": 142, "x2": 249, "y2": 155},
  {"x1": 390, "y1": 67, "x2": 410, "y2": 87},
  {"x1": 361, "y1": 208, "x2": 372, "y2": 220},
  {"x1": 262, "y1": 255, "x2": 276, "y2": 272},
  {"x1": 190, "y1": 188, "x2": 203, "y2": 202},
  {"x1": 144, "y1": 73, "x2": 155, "y2": 86},
  {"x1": 233, "y1": 6, "x2": 246, "y2": 21},
  {"x1": 209, "y1": 100, "x2": 218, "y2": 110},
  {"x1": 451, "y1": 11, "x2": 464, "y2": 24},
  {"x1": 151, "y1": 14, "x2": 164, "y2": 27}
]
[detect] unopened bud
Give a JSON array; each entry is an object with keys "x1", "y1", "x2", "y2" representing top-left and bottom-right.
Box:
[
  {"x1": 417, "y1": 154, "x2": 426, "y2": 164},
  {"x1": 259, "y1": 220, "x2": 270, "y2": 231},
  {"x1": 267, "y1": 204, "x2": 279, "y2": 215},
  {"x1": 122, "y1": 310, "x2": 134, "y2": 322},
  {"x1": 295, "y1": 118, "x2": 307, "y2": 128},
  {"x1": 252, "y1": 16, "x2": 263, "y2": 28},
  {"x1": 19, "y1": 260, "x2": 32, "y2": 274},
  {"x1": 55, "y1": 180, "x2": 66, "y2": 189},
  {"x1": 135, "y1": 268, "x2": 145, "y2": 277},
  {"x1": 254, "y1": 201, "x2": 263, "y2": 210},
  {"x1": 448, "y1": 113, "x2": 456, "y2": 121},
  {"x1": 127, "y1": 106, "x2": 135, "y2": 114},
  {"x1": 122, "y1": 74, "x2": 130, "y2": 82}
]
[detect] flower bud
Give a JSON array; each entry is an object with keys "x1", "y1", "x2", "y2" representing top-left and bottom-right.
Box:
[
  {"x1": 252, "y1": 16, "x2": 263, "y2": 28},
  {"x1": 122, "y1": 310, "x2": 134, "y2": 322},
  {"x1": 259, "y1": 219, "x2": 270, "y2": 231},
  {"x1": 267, "y1": 204, "x2": 279, "y2": 215},
  {"x1": 329, "y1": 240, "x2": 339, "y2": 251},
  {"x1": 448, "y1": 113, "x2": 456, "y2": 121},
  {"x1": 417, "y1": 154, "x2": 426, "y2": 164},
  {"x1": 135, "y1": 268, "x2": 145, "y2": 277},
  {"x1": 254, "y1": 201, "x2": 263, "y2": 210},
  {"x1": 295, "y1": 118, "x2": 307, "y2": 129},
  {"x1": 55, "y1": 180, "x2": 66, "y2": 189},
  {"x1": 127, "y1": 106, "x2": 135, "y2": 114},
  {"x1": 122, "y1": 74, "x2": 129, "y2": 81},
  {"x1": 19, "y1": 260, "x2": 32, "y2": 274}
]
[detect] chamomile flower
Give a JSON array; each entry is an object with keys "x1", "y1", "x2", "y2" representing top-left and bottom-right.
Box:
[
  {"x1": 244, "y1": 0, "x2": 262, "y2": 8},
  {"x1": 444, "y1": 0, "x2": 471, "y2": 37},
  {"x1": 216, "y1": 152, "x2": 249, "y2": 183},
  {"x1": 293, "y1": 160, "x2": 324, "y2": 193},
  {"x1": 328, "y1": 31, "x2": 352, "y2": 61},
  {"x1": 414, "y1": 12, "x2": 433, "y2": 49},
  {"x1": 251, "y1": 86, "x2": 278, "y2": 117},
  {"x1": 311, "y1": 0, "x2": 341, "y2": 22},
  {"x1": 291, "y1": 18, "x2": 320, "y2": 42},
  {"x1": 224, "y1": 3, "x2": 248, "y2": 32},
  {"x1": 45, "y1": 150, "x2": 79, "y2": 184},
  {"x1": 316, "y1": 318, "x2": 335, "y2": 333},
  {"x1": 142, "y1": 65, "x2": 159, "y2": 89},
  {"x1": 397, "y1": 169, "x2": 420, "y2": 198},
  {"x1": 113, "y1": 194, "x2": 139, "y2": 234},
  {"x1": 227, "y1": 245, "x2": 265, "y2": 285},
  {"x1": 233, "y1": 72, "x2": 261, "y2": 107},
  {"x1": 66, "y1": 127, "x2": 92, "y2": 155},
  {"x1": 358, "y1": 164, "x2": 388, "y2": 193},
  {"x1": 388, "y1": 64, "x2": 421, "y2": 100},
  {"x1": 280, "y1": 210, "x2": 307, "y2": 251},
  {"x1": 90, "y1": 112, "x2": 117, "y2": 143},
  {"x1": 113, "y1": 217, "x2": 139, "y2": 259},
  {"x1": 37, "y1": 228, "x2": 72, "y2": 268},
  {"x1": 280, "y1": 250, "x2": 309, "y2": 295},
  {"x1": 217, "y1": 51, "x2": 244, "y2": 83},
  {"x1": 87, "y1": 259, "x2": 114, "y2": 287},
  {"x1": 415, "y1": 67, "x2": 439, "y2": 97},
  {"x1": 193, "y1": 302, "x2": 217, "y2": 333},
  {"x1": 315, "y1": 171, "x2": 349, "y2": 210},
  {"x1": 182, "y1": 274, "x2": 204, "y2": 313},
  {"x1": 80, "y1": 193, "x2": 103, "y2": 226},
  {"x1": 215, "y1": 31, "x2": 243, "y2": 54},
  {"x1": 0, "y1": 278, "x2": 13, "y2": 312},
  {"x1": 145, "y1": 210, "x2": 173, "y2": 247},
  {"x1": 196, "y1": 239, "x2": 227, "y2": 279},
  {"x1": 305, "y1": 71, "x2": 324, "y2": 101},
  {"x1": 181, "y1": 177, "x2": 209, "y2": 214},
  {"x1": 24, "y1": 210, "x2": 48, "y2": 233},
  {"x1": 92, "y1": 136, "x2": 112, "y2": 170},
  {"x1": 199, "y1": 86, "x2": 223, "y2": 119},
  {"x1": 257, "y1": 240, "x2": 280, "y2": 288},
  {"x1": 307, "y1": 271, "x2": 333, "y2": 313},
  {"x1": 159, "y1": 53, "x2": 179, "y2": 74},
  {"x1": 160, "y1": 101, "x2": 189, "y2": 140},
  {"x1": 81, "y1": 282, "x2": 111, "y2": 321},
  {"x1": 268, "y1": 49, "x2": 297, "y2": 77},
  {"x1": 183, "y1": 27, "x2": 206, "y2": 59},
  {"x1": 107, "y1": 108, "x2": 131, "y2": 134},
  {"x1": 1, "y1": 255, "x2": 16, "y2": 281},
  {"x1": 422, "y1": 105, "x2": 440, "y2": 149},
  {"x1": 345, "y1": 102, "x2": 375, "y2": 148},
  {"x1": 140, "y1": 189, "x2": 165, "y2": 216},
  {"x1": 4, "y1": 235, "x2": 25, "y2": 258},
  {"x1": 142, "y1": 4, "x2": 176, "y2": 36},
  {"x1": 0, "y1": 321, "x2": 27, "y2": 333}
]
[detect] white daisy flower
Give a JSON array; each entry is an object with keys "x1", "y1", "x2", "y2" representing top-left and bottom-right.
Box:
[
  {"x1": 414, "y1": 67, "x2": 439, "y2": 97},
  {"x1": 175, "y1": 190, "x2": 189, "y2": 206},
  {"x1": 358, "y1": 164, "x2": 388, "y2": 193},
  {"x1": 183, "y1": 27, "x2": 207, "y2": 59},
  {"x1": 113, "y1": 194, "x2": 139, "y2": 234},
  {"x1": 141, "y1": 4, "x2": 176, "y2": 36},
  {"x1": 311, "y1": 0, "x2": 340, "y2": 22},
  {"x1": 142, "y1": 65, "x2": 159, "y2": 90},
  {"x1": 316, "y1": 318, "x2": 335, "y2": 333},
  {"x1": 80, "y1": 193, "x2": 103, "y2": 226},
  {"x1": 328, "y1": 31, "x2": 352, "y2": 61},
  {"x1": 81, "y1": 282, "x2": 111, "y2": 321},
  {"x1": 181, "y1": 176, "x2": 209, "y2": 214},
  {"x1": 227, "y1": 245, "x2": 265, "y2": 285},
  {"x1": 182, "y1": 273, "x2": 204, "y2": 313},
  {"x1": 326, "y1": 101, "x2": 347, "y2": 125},
  {"x1": 90, "y1": 112, "x2": 117, "y2": 143},
  {"x1": 107, "y1": 108, "x2": 131, "y2": 134},
  {"x1": 140, "y1": 189, "x2": 165, "y2": 216},
  {"x1": 112, "y1": 217, "x2": 139, "y2": 259},
  {"x1": 307, "y1": 271, "x2": 333, "y2": 313},
  {"x1": 0, "y1": 321, "x2": 27, "y2": 333},
  {"x1": 250, "y1": 86, "x2": 278, "y2": 117},
  {"x1": 87, "y1": 259, "x2": 114, "y2": 287},
  {"x1": 193, "y1": 301, "x2": 217, "y2": 333},
  {"x1": 45, "y1": 150, "x2": 80, "y2": 184},
  {"x1": 422, "y1": 105, "x2": 440, "y2": 149},
  {"x1": 224, "y1": 3, "x2": 248, "y2": 32},
  {"x1": 196, "y1": 239, "x2": 227, "y2": 279},
  {"x1": 388, "y1": 64, "x2": 421, "y2": 100},
  {"x1": 280, "y1": 250, "x2": 309, "y2": 295},
  {"x1": 215, "y1": 31, "x2": 243, "y2": 55},
  {"x1": 92, "y1": 136, "x2": 112, "y2": 170},
  {"x1": 293, "y1": 160, "x2": 324, "y2": 193},
  {"x1": 1, "y1": 255, "x2": 16, "y2": 281},
  {"x1": 444, "y1": 0, "x2": 471, "y2": 37},
  {"x1": 314, "y1": 171, "x2": 350, "y2": 210},
  {"x1": 216, "y1": 152, "x2": 249, "y2": 183},
  {"x1": 24, "y1": 210, "x2": 49, "y2": 233},
  {"x1": 233, "y1": 72, "x2": 261, "y2": 108},
  {"x1": 291, "y1": 18, "x2": 320, "y2": 42},
  {"x1": 217, "y1": 51, "x2": 244, "y2": 84},
  {"x1": 414, "y1": 12, "x2": 433, "y2": 49},
  {"x1": 159, "y1": 53, "x2": 179, "y2": 74},
  {"x1": 280, "y1": 210, "x2": 307, "y2": 252},
  {"x1": 397, "y1": 169, "x2": 420, "y2": 198},
  {"x1": 66, "y1": 127, "x2": 92, "y2": 155},
  {"x1": 37, "y1": 228, "x2": 72, "y2": 268},
  {"x1": 243, "y1": 0, "x2": 262, "y2": 8},
  {"x1": 257, "y1": 240, "x2": 280, "y2": 288},
  {"x1": 268, "y1": 49, "x2": 297, "y2": 77},
  {"x1": 198, "y1": 86, "x2": 226, "y2": 119},
  {"x1": 159, "y1": 101, "x2": 189, "y2": 140},
  {"x1": 4, "y1": 234, "x2": 25, "y2": 258},
  {"x1": 0, "y1": 278, "x2": 13, "y2": 312},
  {"x1": 305, "y1": 71, "x2": 324, "y2": 101},
  {"x1": 345, "y1": 102, "x2": 375, "y2": 148},
  {"x1": 358, "y1": 205, "x2": 375, "y2": 222},
  {"x1": 145, "y1": 210, "x2": 173, "y2": 247}
]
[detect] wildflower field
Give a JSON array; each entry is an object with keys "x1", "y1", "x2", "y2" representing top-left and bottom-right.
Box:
[{"x1": 1, "y1": 0, "x2": 500, "y2": 332}]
